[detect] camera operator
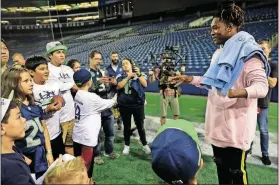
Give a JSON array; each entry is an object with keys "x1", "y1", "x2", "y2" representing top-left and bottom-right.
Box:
[
  {"x1": 116, "y1": 58, "x2": 151, "y2": 155},
  {"x1": 149, "y1": 56, "x2": 184, "y2": 126},
  {"x1": 88, "y1": 50, "x2": 120, "y2": 164},
  {"x1": 106, "y1": 51, "x2": 123, "y2": 130}
]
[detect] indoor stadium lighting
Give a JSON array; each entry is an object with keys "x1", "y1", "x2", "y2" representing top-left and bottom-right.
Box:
[
  {"x1": 1, "y1": 8, "x2": 8, "y2": 12},
  {"x1": 3, "y1": 1, "x2": 99, "y2": 13},
  {"x1": 16, "y1": 8, "x2": 25, "y2": 12},
  {"x1": 42, "y1": 19, "x2": 57, "y2": 24},
  {"x1": 79, "y1": 3, "x2": 91, "y2": 8},
  {"x1": 1, "y1": 20, "x2": 9, "y2": 25},
  {"x1": 56, "y1": 5, "x2": 72, "y2": 11},
  {"x1": 7, "y1": 7, "x2": 15, "y2": 12},
  {"x1": 91, "y1": 1, "x2": 98, "y2": 7},
  {"x1": 48, "y1": 6, "x2": 57, "y2": 11},
  {"x1": 31, "y1": 7, "x2": 41, "y2": 11}
]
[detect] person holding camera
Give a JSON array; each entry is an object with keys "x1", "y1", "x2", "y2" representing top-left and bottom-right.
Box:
[
  {"x1": 88, "y1": 50, "x2": 119, "y2": 164},
  {"x1": 116, "y1": 58, "x2": 151, "y2": 155},
  {"x1": 149, "y1": 58, "x2": 185, "y2": 125}
]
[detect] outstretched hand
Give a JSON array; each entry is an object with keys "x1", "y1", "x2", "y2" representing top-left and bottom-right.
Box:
[{"x1": 168, "y1": 75, "x2": 186, "y2": 83}]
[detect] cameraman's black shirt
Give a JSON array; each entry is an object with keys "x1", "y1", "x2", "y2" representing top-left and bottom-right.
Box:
[{"x1": 90, "y1": 68, "x2": 112, "y2": 117}]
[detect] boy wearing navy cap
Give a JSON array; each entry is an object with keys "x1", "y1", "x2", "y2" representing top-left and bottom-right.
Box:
[
  {"x1": 72, "y1": 69, "x2": 117, "y2": 180},
  {"x1": 151, "y1": 119, "x2": 203, "y2": 184}
]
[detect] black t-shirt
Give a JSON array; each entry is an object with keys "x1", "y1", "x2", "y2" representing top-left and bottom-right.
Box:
[
  {"x1": 1, "y1": 146, "x2": 36, "y2": 185},
  {"x1": 258, "y1": 61, "x2": 278, "y2": 108},
  {"x1": 89, "y1": 68, "x2": 112, "y2": 117}
]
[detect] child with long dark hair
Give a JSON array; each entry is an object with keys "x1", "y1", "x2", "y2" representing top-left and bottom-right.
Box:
[{"x1": 1, "y1": 67, "x2": 54, "y2": 179}]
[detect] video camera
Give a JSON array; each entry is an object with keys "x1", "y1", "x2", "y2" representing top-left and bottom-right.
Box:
[
  {"x1": 150, "y1": 46, "x2": 185, "y2": 78},
  {"x1": 161, "y1": 46, "x2": 179, "y2": 60}
]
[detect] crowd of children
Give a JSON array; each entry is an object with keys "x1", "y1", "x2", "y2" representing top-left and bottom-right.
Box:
[{"x1": 1, "y1": 39, "x2": 153, "y2": 184}]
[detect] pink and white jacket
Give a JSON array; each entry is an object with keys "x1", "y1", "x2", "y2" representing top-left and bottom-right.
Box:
[{"x1": 191, "y1": 50, "x2": 268, "y2": 151}]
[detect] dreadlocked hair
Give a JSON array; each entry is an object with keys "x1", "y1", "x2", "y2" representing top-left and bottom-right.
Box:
[{"x1": 215, "y1": 1, "x2": 245, "y2": 30}]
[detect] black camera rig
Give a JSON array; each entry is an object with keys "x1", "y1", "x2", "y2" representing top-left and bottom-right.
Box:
[{"x1": 149, "y1": 46, "x2": 186, "y2": 80}]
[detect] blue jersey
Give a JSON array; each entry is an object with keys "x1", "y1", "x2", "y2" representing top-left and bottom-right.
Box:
[
  {"x1": 116, "y1": 73, "x2": 146, "y2": 108},
  {"x1": 15, "y1": 103, "x2": 48, "y2": 173},
  {"x1": 1, "y1": 146, "x2": 36, "y2": 185},
  {"x1": 106, "y1": 63, "x2": 123, "y2": 97}
]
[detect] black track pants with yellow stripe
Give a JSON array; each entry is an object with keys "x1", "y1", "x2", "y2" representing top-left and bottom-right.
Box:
[{"x1": 212, "y1": 145, "x2": 248, "y2": 185}]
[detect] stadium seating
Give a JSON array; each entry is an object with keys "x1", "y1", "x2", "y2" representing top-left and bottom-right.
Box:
[
  {"x1": 245, "y1": 6, "x2": 278, "y2": 22},
  {"x1": 5, "y1": 6, "x2": 278, "y2": 101},
  {"x1": 8, "y1": 20, "x2": 277, "y2": 74}
]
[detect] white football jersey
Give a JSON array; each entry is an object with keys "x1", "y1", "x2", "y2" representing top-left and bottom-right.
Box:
[
  {"x1": 48, "y1": 62, "x2": 75, "y2": 123},
  {"x1": 33, "y1": 80, "x2": 61, "y2": 140},
  {"x1": 73, "y1": 90, "x2": 115, "y2": 147}
]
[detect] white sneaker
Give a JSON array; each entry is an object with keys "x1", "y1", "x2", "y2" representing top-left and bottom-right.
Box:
[
  {"x1": 142, "y1": 145, "x2": 151, "y2": 154},
  {"x1": 122, "y1": 145, "x2": 130, "y2": 155}
]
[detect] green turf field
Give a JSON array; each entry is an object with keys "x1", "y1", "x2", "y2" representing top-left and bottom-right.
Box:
[
  {"x1": 145, "y1": 93, "x2": 278, "y2": 133},
  {"x1": 94, "y1": 138, "x2": 278, "y2": 184},
  {"x1": 94, "y1": 93, "x2": 278, "y2": 184}
]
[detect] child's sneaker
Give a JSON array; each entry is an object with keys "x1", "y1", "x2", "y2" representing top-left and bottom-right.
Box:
[
  {"x1": 104, "y1": 152, "x2": 120, "y2": 159},
  {"x1": 94, "y1": 156, "x2": 104, "y2": 165},
  {"x1": 122, "y1": 145, "x2": 130, "y2": 155},
  {"x1": 142, "y1": 145, "x2": 151, "y2": 154}
]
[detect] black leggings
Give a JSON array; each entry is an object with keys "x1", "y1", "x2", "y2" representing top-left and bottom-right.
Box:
[
  {"x1": 119, "y1": 106, "x2": 147, "y2": 146},
  {"x1": 50, "y1": 133, "x2": 65, "y2": 160}
]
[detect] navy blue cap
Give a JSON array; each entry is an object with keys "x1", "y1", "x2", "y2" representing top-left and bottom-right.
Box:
[
  {"x1": 73, "y1": 69, "x2": 91, "y2": 87},
  {"x1": 151, "y1": 128, "x2": 200, "y2": 184}
]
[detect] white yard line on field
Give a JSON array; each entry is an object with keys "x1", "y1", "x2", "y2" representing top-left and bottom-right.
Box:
[{"x1": 115, "y1": 116, "x2": 278, "y2": 169}]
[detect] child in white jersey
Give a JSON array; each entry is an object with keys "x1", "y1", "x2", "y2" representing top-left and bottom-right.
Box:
[
  {"x1": 72, "y1": 69, "x2": 117, "y2": 180},
  {"x1": 46, "y1": 41, "x2": 78, "y2": 155},
  {"x1": 25, "y1": 56, "x2": 65, "y2": 159}
]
